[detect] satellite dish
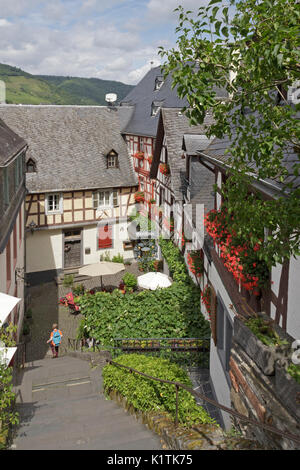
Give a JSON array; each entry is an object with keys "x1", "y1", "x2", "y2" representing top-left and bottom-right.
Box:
[{"x1": 105, "y1": 93, "x2": 117, "y2": 104}]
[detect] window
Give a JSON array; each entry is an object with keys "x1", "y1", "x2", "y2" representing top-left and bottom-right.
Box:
[
  {"x1": 216, "y1": 297, "x2": 233, "y2": 381},
  {"x1": 46, "y1": 193, "x2": 62, "y2": 214},
  {"x1": 159, "y1": 187, "x2": 165, "y2": 206},
  {"x1": 154, "y1": 76, "x2": 164, "y2": 91},
  {"x1": 93, "y1": 190, "x2": 118, "y2": 209},
  {"x1": 107, "y1": 150, "x2": 118, "y2": 168},
  {"x1": 151, "y1": 101, "x2": 163, "y2": 117},
  {"x1": 26, "y1": 158, "x2": 36, "y2": 173}
]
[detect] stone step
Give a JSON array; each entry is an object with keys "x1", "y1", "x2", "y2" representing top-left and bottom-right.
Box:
[{"x1": 12, "y1": 355, "x2": 163, "y2": 450}]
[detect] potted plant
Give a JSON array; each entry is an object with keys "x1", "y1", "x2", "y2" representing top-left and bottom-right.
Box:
[
  {"x1": 147, "y1": 155, "x2": 153, "y2": 165},
  {"x1": 122, "y1": 272, "x2": 137, "y2": 292},
  {"x1": 233, "y1": 312, "x2": 293, "y2": 375},
  {"x1": 275, "y1": 360, "x2": 300, "y2": 421}
]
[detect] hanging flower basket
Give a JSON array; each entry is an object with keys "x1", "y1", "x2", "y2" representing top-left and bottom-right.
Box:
[
  {"x1": 147, "y1": 155, "x2": 153, "y2": 164},
  {"x1": 159, "y1": 163, "x2": 170, "y2": 175},
  {"x1": 187, "y1": 251, "x2": 204, "y2": 277},
  {"x1": 134, "y1": 191, "x2": 145, "y2": 203},
  {"x1": 134, "y1": 151, "x2": 144, "y2": 160}
]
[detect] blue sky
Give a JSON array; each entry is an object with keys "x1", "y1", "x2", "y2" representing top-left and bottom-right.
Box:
[{"x1": 0, "y1": 0, "x2": 207, "y2": 84}]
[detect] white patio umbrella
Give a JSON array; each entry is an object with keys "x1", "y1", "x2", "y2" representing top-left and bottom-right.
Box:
[
  {"x1": 78, "y1": 262, "x2": 125, "y2": 288},
  {"x1": 137, "y1": 272, "x2": 172, "y2": 290}
]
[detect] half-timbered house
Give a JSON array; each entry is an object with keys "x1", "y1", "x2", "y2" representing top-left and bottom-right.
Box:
[
  {"x1": 149, "y1": 108, "x2": 215, "y2": 249},
  {"x1": 120, "y1": 66, "x2": 188, "y2": 208},
  {"x1": 0, "y1": 105, "x2": 138, "y2": 285},
  {"x1": 0, "y1": 118, "x2": 27, "y2": 347},
  {"x1": 181, "y1": 134, "x2": 300, "y2": 428}
]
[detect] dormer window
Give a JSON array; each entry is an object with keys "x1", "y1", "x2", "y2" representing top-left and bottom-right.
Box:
[
  {"x1": 106, "y1": 149, "x2": 118, "y2": 168},
  {"x1": 151, "y1": 101, "x2": 163, "y2": 117},
  {"x1": 154, "y1": 76, "x2": 164, "y2": 91},
  {"x1": 26, "y1": 158, "x2": 36, "y2": 173}
]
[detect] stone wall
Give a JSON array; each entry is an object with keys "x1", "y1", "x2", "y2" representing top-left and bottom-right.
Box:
[{"x1": 230, "y1": 316, "x2": 300, "y2": 450}]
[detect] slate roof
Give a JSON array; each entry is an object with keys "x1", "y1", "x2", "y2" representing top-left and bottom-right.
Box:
[
  {"x1": 120, "y1": 66, "x2": 187, "y2": 137},
  {"x1": 201, "y1": 134, "x2": 300, "y2": 195},
  {"x1": 0, "y1": 105, "x2": 138, "y2": 193},
  {"x1": 0, "y1": 118, "x2": 27, "y2": 166},
  {"x1": 151, "y1": 108, "x2": 215, "y2": 200}
]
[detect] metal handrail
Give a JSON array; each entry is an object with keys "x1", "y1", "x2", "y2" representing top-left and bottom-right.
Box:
[{"x1": 106, "y1": 359, "x2": 300, "y2": 445}]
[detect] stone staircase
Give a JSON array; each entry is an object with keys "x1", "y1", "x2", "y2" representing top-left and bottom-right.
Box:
[{"x1": 12, "y1": 355, "x2": 163, "y2": 450}]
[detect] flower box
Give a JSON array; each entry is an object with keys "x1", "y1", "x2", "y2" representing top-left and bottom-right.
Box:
[
  {"x1": 134, "y1": 151, "x2": 144, "y2": 160},
  {"x1": 275, "y1": 362, "x2": 300, "y2": 422},
  {"x1": 159, "y1": 163, "x2": 170, "y2": 175},
  {"x1": 134, "y1": 192, "x2": 145, "y2": 203},
  {"x1": 233, "y1": 313, "x2": 292, "y2": 375}
]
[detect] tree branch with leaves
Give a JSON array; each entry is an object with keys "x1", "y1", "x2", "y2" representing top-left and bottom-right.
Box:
[{"x1": 159, "y1": 0, "x2": 300, "y2": 266}]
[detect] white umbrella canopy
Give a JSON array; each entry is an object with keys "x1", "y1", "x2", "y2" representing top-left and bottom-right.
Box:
[{"x1": 137, "y1": 272, "x2": 172, "y2": 290}]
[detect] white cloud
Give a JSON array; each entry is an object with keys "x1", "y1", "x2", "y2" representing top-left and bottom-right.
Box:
[
  {"x1": 0, "y1": 0, "x2": 199, "y2": 84},
  {"x1": 146, "y1": 0, "x2": 207, "y2": 23},
  {"x1": 0, "y1": 19, "x2": 11, "y2": 27}
]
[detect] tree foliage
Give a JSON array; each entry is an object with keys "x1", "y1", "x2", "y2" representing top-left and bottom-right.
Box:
[
  {"x1": 0, "y1": 324, "x2": 19, "y2": 448},
  {"x1": 159, "y1": 0, "x2": 300, "y2": 265}
]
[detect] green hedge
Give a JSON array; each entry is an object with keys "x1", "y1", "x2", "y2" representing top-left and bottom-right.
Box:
[
  {"x1": 103, "y1": 354, "x2": 216, "y2": 426},
  {"x1": 77, "y1": 238, "x2": 210, "y2": 349},
  {"x1": 159, "y1": 237, "x2": 191, "y2": 284}
]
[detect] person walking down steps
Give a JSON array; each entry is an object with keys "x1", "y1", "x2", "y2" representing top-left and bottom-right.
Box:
[{"x1": 47, "y1": 324, "x2": 63, "y2": 358}]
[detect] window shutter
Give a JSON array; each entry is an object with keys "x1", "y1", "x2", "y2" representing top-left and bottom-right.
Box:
[
  {"x1": 113, "y1": 190, "x2": 118, "y2": 207},
  {"x1": 210, "y1": 285, "x2": 218, "y2": 346},
  {"x1": 92, "y1": 192, "x2": 99, "y2": 209}
]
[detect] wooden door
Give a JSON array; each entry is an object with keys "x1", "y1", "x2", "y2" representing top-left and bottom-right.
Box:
[{"x1": 64, "y1": 230, "x2": 82, "y2": 268}]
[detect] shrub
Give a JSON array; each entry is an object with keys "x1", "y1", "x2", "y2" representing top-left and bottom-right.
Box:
[
  {"x1": 25, "y1": 308, "x2": 33, "y2": 319},
  {"x1": 63, "y1": 274, "x2": 74, "y2": 289},
  {"x1": 22, "y1": 322, "x2": 30, "y2": 336},
  {"x1": 73, "y1": 284, "x2": 85, "y2": 296},
  {"x1": 103, "y1": 354, "x2": 216, "y2": 426},
  {"x1": 112, "y1": 253, "x2": 124, "y2": 263},
  {"x1": 159, "y1": 237, "x2": 191, "y2": 284},
  {"x1": 287, "y1": 363, "x2": 300, "y2": 384},
  {"x1": 122, "y1": 272, "x2": 137, "y2": 291},
  {"x1": 77, "y1": 238, "x2": 210, "y2": 353}
]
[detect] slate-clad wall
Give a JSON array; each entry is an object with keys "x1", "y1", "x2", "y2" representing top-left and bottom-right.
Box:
[{"x1": 230, "y1": 325, "x2": 300, "y2": 450}]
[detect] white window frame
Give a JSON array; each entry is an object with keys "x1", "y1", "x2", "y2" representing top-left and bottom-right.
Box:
[
  {"x1": 107, "y1": 154, "x2": 118, "y2": 168},
  {"x1": 92, "y1": 189, "x2": 119, "y2": 209},
  {"x1": 45, "y1": 193, "x2": 63, "y2": 215}
]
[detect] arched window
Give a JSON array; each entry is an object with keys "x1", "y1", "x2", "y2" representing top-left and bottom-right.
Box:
[
  {"x1": 106, "y1": 150, "x2": 118, "y2": 168},
  {"x1": 26, "y1": 158, "x2": 36, "y2": 173}
]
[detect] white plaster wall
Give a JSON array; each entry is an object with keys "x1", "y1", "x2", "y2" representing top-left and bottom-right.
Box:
[
  {"x1": 287, "y1": 257, "x2": 300, "y2": 339},
  {"x1": 270, "y1": 258, "x2": 300, "y2": 339},
  {"x1": 26, "y1": 228, "x2": 63, "y2": 273},
  {"x1": 83, "y1": 221, "x2": 134, "y2": 265},
  {"x1": 208, "y1": 258, "x2": 235, "y2": 429}
]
